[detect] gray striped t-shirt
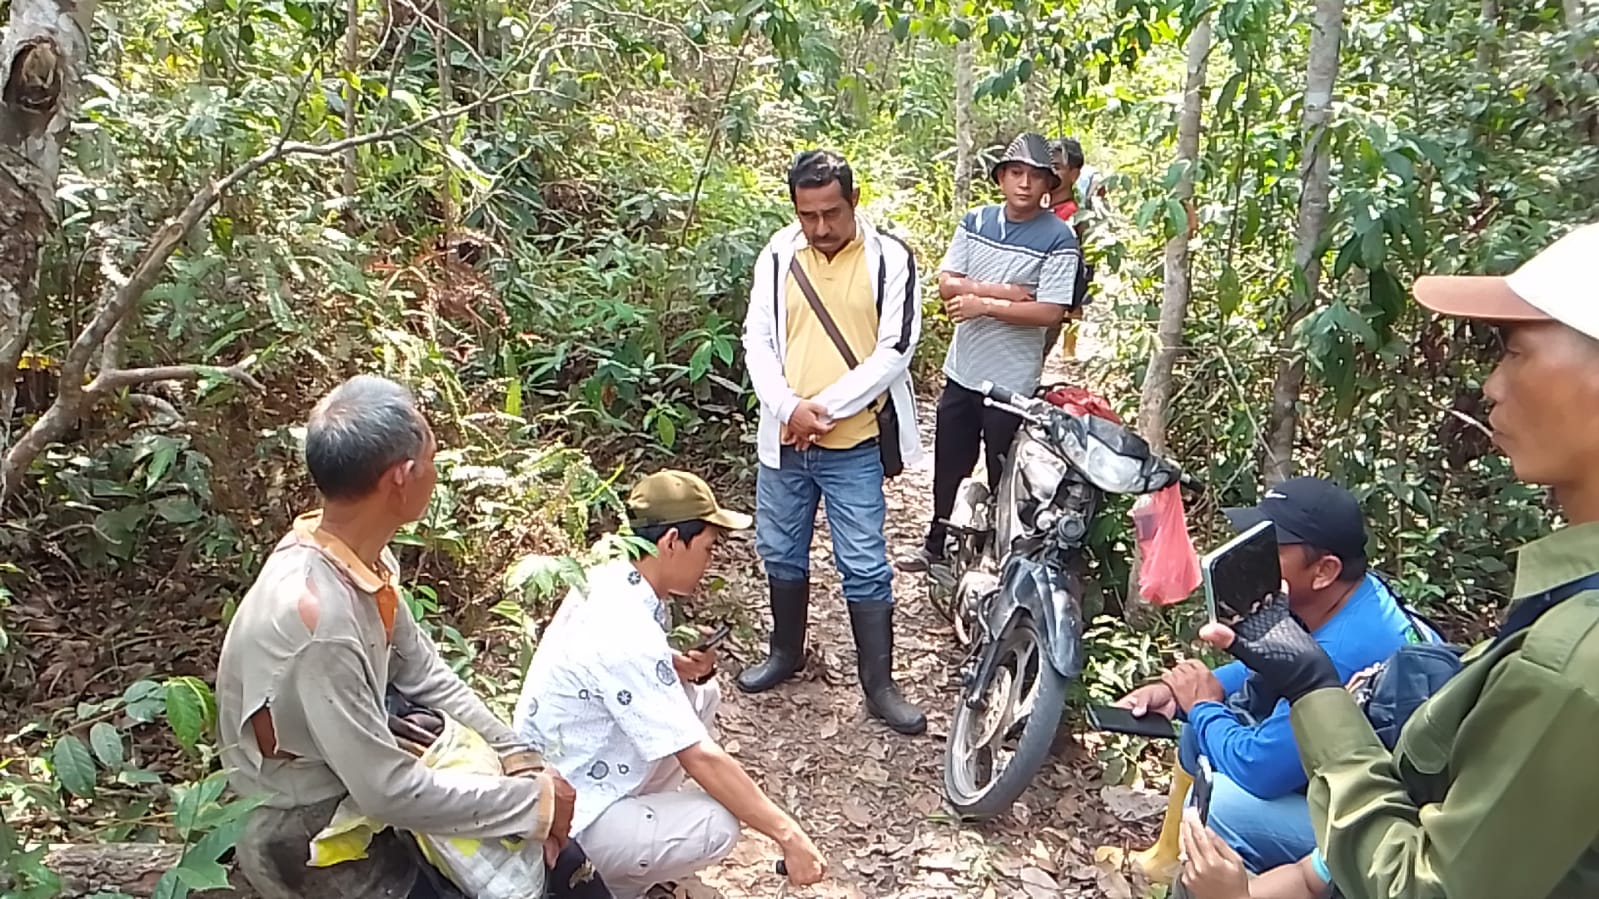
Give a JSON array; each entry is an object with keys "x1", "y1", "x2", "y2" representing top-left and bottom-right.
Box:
[{"x1": 940, "y1": 205, "x2": 1081, "y2": 394}]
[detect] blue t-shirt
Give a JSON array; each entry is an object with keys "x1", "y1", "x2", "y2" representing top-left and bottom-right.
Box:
[{"x1": 1181, "y1": 573, "x2": 1427, "y2": 799}]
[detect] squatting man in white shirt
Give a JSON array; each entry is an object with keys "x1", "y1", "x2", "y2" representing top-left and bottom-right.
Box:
[{"x1": 514, "y1": 470, "x2": 827, "y2": 898}]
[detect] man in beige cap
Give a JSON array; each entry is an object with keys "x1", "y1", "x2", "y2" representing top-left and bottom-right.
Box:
[
  {"x1": 514, "y1": 471, "x2": 826, "y2": 898},
  {"x1": 1197, "y1": 222, "x2": 1599, "y2": 899}
]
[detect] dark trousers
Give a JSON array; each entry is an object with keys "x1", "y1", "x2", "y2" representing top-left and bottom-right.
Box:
[{"x1": 925, "y1": 380, "x2": 1023, "y2": 555}]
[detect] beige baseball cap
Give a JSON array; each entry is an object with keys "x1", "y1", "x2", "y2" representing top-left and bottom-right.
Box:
[
  {"x1": 1413, "y1": 222, "x2": 1599, "y2": 338},
  {"x1": 626, "y1": 470, "x2": 752, "y2": 531}
]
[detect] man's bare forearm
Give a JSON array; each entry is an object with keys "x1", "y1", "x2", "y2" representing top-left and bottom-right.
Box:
[
  {"x1": 679, "y1": 742, "x2": 800, "y2": 846},
  {"x1": 976, "y1": 297, "x2": 1067, "y2": 327},
  {"x1": 939, "y1": 273, "x2": 1029, "y2": 302}
]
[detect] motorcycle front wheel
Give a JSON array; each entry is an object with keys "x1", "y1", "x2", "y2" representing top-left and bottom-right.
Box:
[{"x1": 942, "y1": 612, "x2": 1070, "y2": 820}]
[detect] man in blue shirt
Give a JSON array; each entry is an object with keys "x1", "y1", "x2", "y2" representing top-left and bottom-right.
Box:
[{"x1": 1117, "y1": 477, "x2": 1428, "y2": 876}]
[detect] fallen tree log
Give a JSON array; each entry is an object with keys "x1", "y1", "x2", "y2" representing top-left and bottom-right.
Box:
[{"x1": 43, "y1": 843, "x2": 258, "y2": 898}]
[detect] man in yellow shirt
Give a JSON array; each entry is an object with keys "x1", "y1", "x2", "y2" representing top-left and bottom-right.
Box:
[{"x1": 739, "y1": 150, "x2": 927, "y2": 735}]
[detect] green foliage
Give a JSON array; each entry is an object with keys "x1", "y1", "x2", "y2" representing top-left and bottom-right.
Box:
[{"x1": 3, "y1": 0, "x2": 1595, "y2": 882}]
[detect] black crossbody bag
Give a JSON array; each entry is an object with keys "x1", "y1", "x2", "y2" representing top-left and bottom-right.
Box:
[{"x1": 786, "y1": 257, "x2": 903, "y2": 478}]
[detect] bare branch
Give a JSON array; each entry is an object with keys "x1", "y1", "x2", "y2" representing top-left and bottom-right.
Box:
[
  {"x1": 3, "y1": 76, "x2": 551, "y2": 498},
  {"x1": 91, "y1": 363, "x2": 264, "y2": 395},
  {"x1": 125, "y1": 392, "x2": 182, "y2": 425}
]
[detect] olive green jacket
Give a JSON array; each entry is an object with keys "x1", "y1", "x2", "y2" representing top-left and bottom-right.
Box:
[{"x1": 1291, "y1": 521, "x2": 1599, "y2": 899}]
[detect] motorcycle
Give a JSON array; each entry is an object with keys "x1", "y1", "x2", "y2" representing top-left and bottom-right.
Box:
[{"x1": 932, "y1": 380, "x2": 1196, "y2": 820}]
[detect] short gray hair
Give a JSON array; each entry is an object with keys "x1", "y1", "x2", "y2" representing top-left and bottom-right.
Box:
[{"x1": 305, "y1": 375, "x2": 428, "y2": 500}]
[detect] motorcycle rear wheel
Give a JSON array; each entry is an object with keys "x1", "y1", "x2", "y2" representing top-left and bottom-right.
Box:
[{"x1": 942, "y1": 612, "x2": 1070, "y2": 820}]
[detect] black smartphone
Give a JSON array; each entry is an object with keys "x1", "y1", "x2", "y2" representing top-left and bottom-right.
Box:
[
  {"x1": 690, "y1": 624, "x2": 731, "y2": 653},
  {"x1": 1201, "y1": 520, "x2": 1282, "y2": 622},
  {"x1": 1192, "y1": 755, "x2": 1215, "y2": 825},
  {"x1": 1086, "y1": 704, "x2": 1179, "y2": 740}
]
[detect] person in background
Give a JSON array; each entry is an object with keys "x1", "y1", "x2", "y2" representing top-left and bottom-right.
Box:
[
  {"x1": 738, "y1": 149, "x2": 928, "y2": 735},
  {"x1": 514, "y1": 471, "x2": 827, "y2": 899},
  {"x1": 901, "y1": 132, "x2": 1082, "y2": 574},
  {"x1": 217, "y1": 375, "x2": 581, "y2": 899},
  {"x1": 1117, "y1": 478, "x2": 1428, "y2": 878},
  {"x1": 1201, "y1": 221, "x2": 1599, "y2": 898},
  {"x1": 1045, "y1": 136, "x2": 1094, "y2": 358}
]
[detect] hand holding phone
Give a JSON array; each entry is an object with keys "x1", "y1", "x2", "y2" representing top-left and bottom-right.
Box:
[
  {"x1": 1086, "y1": 704, "x2": 1179, "y2": 740},
  {"x1": 691, "y1": 623, "x2": 731, "y2": 653},
  {"x1": 1191, "y1": 755, "x2": 1215, "y2": 825}
]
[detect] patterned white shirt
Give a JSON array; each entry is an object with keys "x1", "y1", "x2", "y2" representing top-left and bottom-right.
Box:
[{"x1": 512, "y1": 561, "x2": 707, "y2": 834}]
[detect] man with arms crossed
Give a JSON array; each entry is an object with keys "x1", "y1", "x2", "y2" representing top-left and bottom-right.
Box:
[
  {"x1": 902, "y1": 132, "x2": 1083, "y2": 572},
  {"x1": 217, "y1": 375, "x2": 578, "y2": 899}
]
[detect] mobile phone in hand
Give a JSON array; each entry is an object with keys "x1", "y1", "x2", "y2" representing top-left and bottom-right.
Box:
[
  {"x1": 1201, "y1": 520, "x2": 1281, "y2": 624},
  {"x1": 690, "y1": 624, "x2": 731, "y2": 653},
  {"x1": 1086, "y1": 704, "x2": 1179, "y2": 740},
  {"x1": 1192, "y1": 755, "x2": 1215, "y2": 825}
]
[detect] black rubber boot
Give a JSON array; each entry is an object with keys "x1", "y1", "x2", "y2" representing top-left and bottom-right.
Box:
[
  {"x1": 848, "y1": 601, "x2": 927, "y2": 735},
  {"x1": 736, "y1": 578, "x2": 809, "y2": 693}
]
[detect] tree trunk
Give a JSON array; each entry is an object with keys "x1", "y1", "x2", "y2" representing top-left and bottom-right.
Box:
[
  {"x1": 1137, "y1": 15, "x2": 1211, "y2": 460},
  {"x1": 1125, "y1": 15, "x2": 1210, "y2": 625},
  {"x1": 342, "y1": 0, "x2": 361, "y2": 199},
  {"x1": 1477, "y1": 0, "x2": 1499, "y2": 70},
  {"x1": 0, "y1": 0, "x2": 91, "y2": 445},
  {"x1": 952, "y1": 37, "x2": 974, "y2": 214},
  {"x1": 43, "y1": 843, "x2": 258, "y2": 898},
  {"x1": 1565, "y1": 0, "x2": 1583, "y2": 30},
  {"x1": 1262, "y1": 0, "x2": 1343, "y2": 486},
  {"x1": 432, "y1": 0, "x2": 458, "y2": 227}
]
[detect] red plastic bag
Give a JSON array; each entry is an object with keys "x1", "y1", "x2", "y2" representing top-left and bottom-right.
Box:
[{"x1": 1130, "y1": 485, "x2": 1202, "y2": 606}]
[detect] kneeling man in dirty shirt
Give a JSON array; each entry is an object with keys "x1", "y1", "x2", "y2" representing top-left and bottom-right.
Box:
[
  {"x1": 514, "y1": 471, "x2": 827, "y2": 899},
  {"x1": 217, "y1": 375, "x2": 577, "y2": 899}
]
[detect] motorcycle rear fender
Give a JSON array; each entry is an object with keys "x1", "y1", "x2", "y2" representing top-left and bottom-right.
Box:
[{"x1": 987, "y1": 556, "x2": 1085, "y2": 679}]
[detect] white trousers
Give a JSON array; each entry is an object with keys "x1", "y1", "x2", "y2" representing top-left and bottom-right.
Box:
[{"x1": 577, "y1": 681, "x2": 740, "y2": 899}]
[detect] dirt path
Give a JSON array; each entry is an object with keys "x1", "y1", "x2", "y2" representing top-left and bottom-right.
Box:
[{"x1": 694, "y1": 334, "x2": 1168, "y2": 899}]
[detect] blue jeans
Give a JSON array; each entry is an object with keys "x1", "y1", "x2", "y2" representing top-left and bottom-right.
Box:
[
  {"x1": 1199, "y1": 772, "x2": 1315, "y2": 873},
  {"x1": 1179, "y1": 729, "x2": 1315, "y2": 872},
  {"x1": 755, "y1": 442, "x2": 892, "y2": 603}
]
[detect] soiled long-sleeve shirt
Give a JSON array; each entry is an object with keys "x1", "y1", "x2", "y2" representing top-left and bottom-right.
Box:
[
  {"x1": 216, "y1": 511, "x2": 554, "y2": 839},
  {"x1": 1293, "y1": 521, "x2": 1599, "y2": 898}
]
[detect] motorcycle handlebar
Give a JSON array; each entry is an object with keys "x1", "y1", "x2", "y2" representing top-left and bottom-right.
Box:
[
  {"x1": 982, "y1": 379, "x2": 1204, "y2": 495},
  {"x1": 978, "y1": 380, "x2": 1020, "y2": 408}
]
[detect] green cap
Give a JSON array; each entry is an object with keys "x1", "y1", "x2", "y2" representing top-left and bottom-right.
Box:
[{"x1": 627, "y1": 470, "x2": 752, "y2": 532}]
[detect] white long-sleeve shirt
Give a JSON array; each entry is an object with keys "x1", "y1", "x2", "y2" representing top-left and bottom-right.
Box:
[{"x1": 741, "y1": 215, "x2": 925, "y2": 470}]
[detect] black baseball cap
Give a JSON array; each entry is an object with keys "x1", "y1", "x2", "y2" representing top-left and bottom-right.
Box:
[{"x1": 1223, "y1": 477, "x2": 1368, "y2": 569}]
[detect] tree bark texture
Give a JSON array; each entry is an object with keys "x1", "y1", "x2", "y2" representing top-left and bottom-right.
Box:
[
  {"x1": 43, "y1": 843, "x2": 259, "y2": 899},
  {"x1": 1125, "y1": 15, "x2": 1209, "y2": 625},
  {"x1": 343, "y1": 0, "x2": 361, "y2": 199},
  {"x1": 952, "y1": 37, "x2": 974, "y2": 214},
  {"x1": 0, "y1": 0, "x2": 92, "y2": 440},
  {"x1": 1137, "y1": 15, "x2": 1211, "y2": 460},
  {"x1": 1263, "y1": 0, "x2": 1343, "y2": 486}
]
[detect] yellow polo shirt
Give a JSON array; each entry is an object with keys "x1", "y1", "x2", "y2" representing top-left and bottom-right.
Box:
[{"x1": 784, "y1": 235, "x2": 879, "y2": 449}]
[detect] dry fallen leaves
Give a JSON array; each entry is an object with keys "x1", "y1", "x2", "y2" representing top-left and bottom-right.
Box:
[
  {"x1": 1100, "y1": 784, "x2": 1167, "y2": 822},
  {"x1": 841, "y1": 797, "x2": 873, "y2": 828}
]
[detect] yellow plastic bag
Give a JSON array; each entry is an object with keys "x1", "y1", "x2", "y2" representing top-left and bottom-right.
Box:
[{"x1": 309, "y1": 714, "x2": 547, "y2": 898}]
